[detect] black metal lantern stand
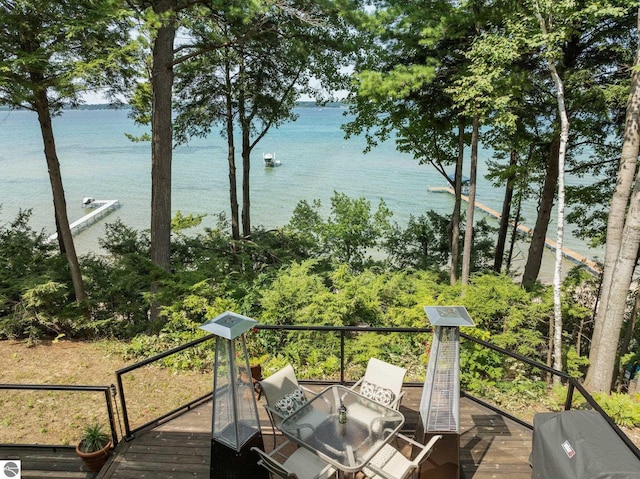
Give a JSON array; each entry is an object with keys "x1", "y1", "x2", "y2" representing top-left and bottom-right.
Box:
[{"x1": 199, "y1": 312, "x2": 268, "y2": 479}]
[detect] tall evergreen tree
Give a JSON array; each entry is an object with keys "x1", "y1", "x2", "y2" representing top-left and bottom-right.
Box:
[
  {"x1": 0, "y1": 0, "x2": 131, "y2": 311},
  {"x1": 343, "y1": 0, "x2": 477, "y2": 283}
]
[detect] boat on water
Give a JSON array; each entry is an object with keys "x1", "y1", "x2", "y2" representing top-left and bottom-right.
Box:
[
  {"x1": 447, "y1": 173, "x2": 470, "y2": 195},
  {"x1": 263, "y1": 152, "x2": 281, "y2": 167}
]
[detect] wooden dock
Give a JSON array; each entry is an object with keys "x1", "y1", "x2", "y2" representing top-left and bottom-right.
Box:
[
  {"x1": 1, "y1": 386, "x2": 534, "y2": 479},
  {"x1": 428, "y1": 186, "x2": 601, "y2": 274},
  {"x1": 46, "y1": 200, "x2": 120, "y2": 243}
]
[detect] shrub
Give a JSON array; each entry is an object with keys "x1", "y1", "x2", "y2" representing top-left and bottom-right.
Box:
[
  {"x1": 592, "y1": 392, "x2": 640, "y2": 428},
  {"x1": 0, "y1": 210, "x2": 80, "y2": 341}
]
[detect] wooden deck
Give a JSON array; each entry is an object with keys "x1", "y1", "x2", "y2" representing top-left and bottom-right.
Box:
[{"x1": 1, "y1": 386, "x2": 534, "y2": 479}]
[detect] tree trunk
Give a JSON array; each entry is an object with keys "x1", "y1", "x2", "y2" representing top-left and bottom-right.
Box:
[
  {"x1": 148, "y1": 0, "x2": 176, "y2": 326},
  {"x1": 494, "y1": 150, "x2": 517, "y2": 273},
  {"x1": 585, "y1": 8, "x2": 640, "y2": 392},
  {"x1": 507, "y1": 185, "x2": 524, "y2": 271},
  {"x1": 239, "y1": 65, "x2": 251, "y2": 238},
  {"x1": 33, "y1": 89, "x2": 88, "y2": 307},
  {"x1": 450, "y1": 118, "x2": 465, "y2": 285},
  {"x1": 547, "y1": 54, "x2": 570, "y2": 385},
  {"x1": 225, "y1": 53, "x2": 240, "y2": 241},
  {"x1": 589, "y1": 195, "x2": 640, "y2": 391},
  {"x1": 461, "y1": 115, "x2": 479, "y2": 285},
  {"x1": 150, "y1": 0, "x2": 175, "y2": 272},
  {"x1": 241, "y1": 130, "x2": 251, "y2": 238},
  {"x1": 533, "y1": 3, "x2": 571, "y2": 383},
  {"x1": 616, "y1": 286, "x2": 639, "y2": 391},
  {"x1": 521, "y1": 137, "x2": 559, "y2": 288}
]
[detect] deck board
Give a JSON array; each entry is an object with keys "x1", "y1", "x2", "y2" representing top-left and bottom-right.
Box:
[
  {"x1": 0, "y1": 446, "x2": 92, "y2": 478},
  {"x1": 1, "y1": 387, "x2": 535, "y2": 479}
]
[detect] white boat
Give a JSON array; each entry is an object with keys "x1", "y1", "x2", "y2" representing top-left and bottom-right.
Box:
[{"x1": 263, "y1": 152, "x2": 281, "y2": 167}]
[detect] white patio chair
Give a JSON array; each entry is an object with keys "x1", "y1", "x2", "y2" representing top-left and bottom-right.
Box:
[
  {"x1": 259, "y1": 364, "x2": 322, "y2": 446},
  {"x1": 251, "y1": 440, "x2": 337, "y2": 479},
  {"x1": 362, "y1": 433, "x2": 442, "y2": 479},
  {"x1": 350, "y1": 358, "x2": 407, "y2": 410}
]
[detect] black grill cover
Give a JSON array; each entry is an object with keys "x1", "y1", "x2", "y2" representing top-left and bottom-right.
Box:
[{"x1": 531, "y1": 410, "x2": 640, "y2": 479}]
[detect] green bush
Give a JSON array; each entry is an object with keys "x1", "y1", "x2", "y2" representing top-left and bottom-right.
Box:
[
  {"x1": 0, "y1": 210, "x2": 81, "y2": 341},
  {"x1": 592, "y1": 392, "x2": 640, "y2": 428}
]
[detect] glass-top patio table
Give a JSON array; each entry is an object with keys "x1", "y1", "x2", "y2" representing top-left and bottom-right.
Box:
[{"x1": 280, "y1": 384, "x2": 405, "y2": 477}]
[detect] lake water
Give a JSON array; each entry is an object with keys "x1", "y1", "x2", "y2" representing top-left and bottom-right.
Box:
[{"x1": 0, "y1": 105, "x2": 602, "y2": 271}]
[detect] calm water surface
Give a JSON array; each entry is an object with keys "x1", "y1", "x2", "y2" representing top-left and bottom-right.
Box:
[{"x1": 0, "y1": 106, "x2": 601, "y2": 267}]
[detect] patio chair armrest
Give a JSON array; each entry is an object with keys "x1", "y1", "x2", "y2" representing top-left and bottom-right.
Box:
[
  {"x1": 299, "y1": 384, "x2": 320, "y2": 399},
  {"x1": 263, "y1": 403, "x2": 286, "y2": 421},
  {"x1": 363, "y1": 462, "x2": 388, "y2": 478},
  {"x1": 396, "y1": 433, "x2": 442, "y2": 464},
  {"x1": 389, "y1": 390, "x2": 405, "y2": 409},
  {"x1": 369, "y1": 416, "x2": 394, "y2": 435},
  {"x1": 350, "y1": 378, "x2": 364, "y2": 391},
  {"x1": 270, "y1": 439, "x2": 297, "y2": 457}
]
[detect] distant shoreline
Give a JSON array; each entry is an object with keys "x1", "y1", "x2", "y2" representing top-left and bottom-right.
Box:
[{"x1": 0, "y1": 100, "x2": 346, "y2": 112}]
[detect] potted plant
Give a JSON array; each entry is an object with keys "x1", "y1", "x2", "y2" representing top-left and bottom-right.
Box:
[{"x1": 75, "y1": 422, "x2": 112, "y2": 472}]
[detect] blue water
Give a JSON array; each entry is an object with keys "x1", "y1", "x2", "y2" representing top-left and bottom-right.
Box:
[{"x1": 0, "y1": 105, "x2": 601, "y2": 266}]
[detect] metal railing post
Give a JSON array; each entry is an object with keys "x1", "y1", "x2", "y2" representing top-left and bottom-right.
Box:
[
  {"x1": 564, "y1": 381, "x2": 575, "y2": 411},
  {"x1": 116, "y1": 372, "x2": 133, "y2": 440},
  {"x1": 340, "y1": 330, "x2": 345, "y2": 384}
]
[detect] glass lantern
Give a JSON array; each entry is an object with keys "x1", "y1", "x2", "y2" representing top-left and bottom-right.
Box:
[{"x1": 200, "y1": 311, "x2": 267, "y2": 478}]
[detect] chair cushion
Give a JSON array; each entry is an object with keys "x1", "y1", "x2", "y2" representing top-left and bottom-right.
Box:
[
  {"x1": 274, "y1": 387, "x2": 308, "y2": 417},
  {"x1": 360, "y1": 380, "x2": 396, "y2": 406}
]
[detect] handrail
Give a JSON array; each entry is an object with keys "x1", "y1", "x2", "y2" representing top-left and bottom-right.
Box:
[
  {"x1": 112, "y1": 324, "x2": 640, "y2": 461},
  {"x1": 5, "y1": 325, "x2": 638, "y2": 460},
  {"x1": 255, "y1": 324, "x2": 432, "y2": 385},
  {"x1": 459, "y1": 331, "x2": 640, "y2": 459},
  {"x1": 0, "y1": 383, "x2": 118, "y2": 448},
  {"x1": 114, "y1": 325, "x2": 431, "y2": 439},
  {"x1": 115, "y1": 334, "x2": 214, "y2": 440}
]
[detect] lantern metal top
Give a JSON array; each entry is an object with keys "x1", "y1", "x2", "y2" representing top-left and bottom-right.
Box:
[
  {"x1": 424, "y1": 306, "x2": 475, "y2": 327},
  {"x1": 199, "y1": 311, "x2": 257, "y2": 340}
]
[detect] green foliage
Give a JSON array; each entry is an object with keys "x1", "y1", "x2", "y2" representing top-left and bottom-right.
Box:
[
  {"x1": 564, "y1": 345, "x2": 590, "y2": 379},
  {"x1": 442, "y1": 274, "x2": 550, "y2": 360},
  {"x1": 79, "y1": 422, "x2": 110, "y2": 453},
  {"x1": 171, "y1": 211, "x2": 205, "y2": 232},
  {"x1": 0, "y1": 199, "x2": 606, "y2": 399},
  {"x1": 0, "y1": 210, "x2": 81, "y2": 341},
  {"x1": 383, "y1": 212, "x2": 452, "y2": 270},
  {"x1": 80, "y1": 220, "x2": 154, "y2": 336},
  {"x1": 0, "y1": 0, "x2": 134, "y2": 110},
  {"x1": 12, "y1": 281, "x2": 76, "y2": 342},
  {"x1": 460, "y1": 329, "x2": 505, "y2": 392},
  {"x1": 461, "y1": 329, "x2": 555, "y2": 412},
  {"x1": 560, "y1": 267, "x2": 599, "y2": 356},
  {"x1": 592, "y1": 392, "x2": 640, "y2": 428},
  {"x1": 287, "y1": 192, "x2": 393, "y2": 270},
  {"x1": 258, "y1": 262, "x2": 446, "y2": 379}
]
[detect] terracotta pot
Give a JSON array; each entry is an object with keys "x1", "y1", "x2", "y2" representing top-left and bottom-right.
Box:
[{"x1": 75, "y1": 440, "x2": 112, "y2": 472}]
